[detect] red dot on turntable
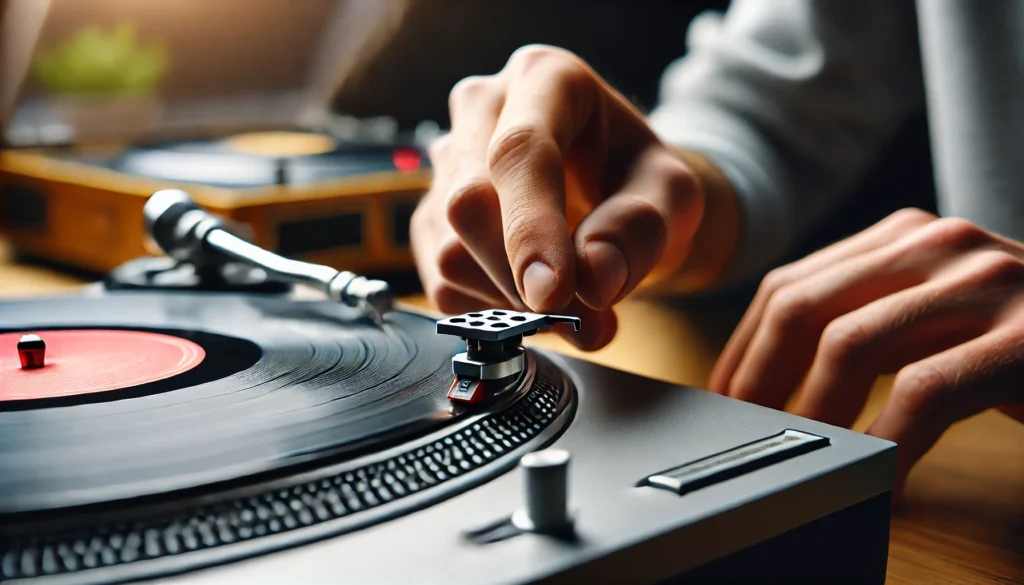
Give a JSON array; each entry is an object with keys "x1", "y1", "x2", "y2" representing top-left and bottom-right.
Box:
[
  {"x1": 0, "y1": 330, "x2": 205, "y2": 402},
  {"x1": 392, "y1": 147, "x2": 421, "y2": 171}
]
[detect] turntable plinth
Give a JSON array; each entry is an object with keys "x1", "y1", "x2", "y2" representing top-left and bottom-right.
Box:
[{"x1": 0, "y1": 140, "x2": 430, "y2": 277}]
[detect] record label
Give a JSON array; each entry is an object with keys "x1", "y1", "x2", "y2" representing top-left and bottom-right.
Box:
[{"x1": 0, "y1": 330, "x2": 205, "y2": 401}]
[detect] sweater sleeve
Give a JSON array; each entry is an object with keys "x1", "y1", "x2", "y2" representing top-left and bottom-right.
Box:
[{"x1": 648, "y1": 0, "x2": 924, "y2": 285}]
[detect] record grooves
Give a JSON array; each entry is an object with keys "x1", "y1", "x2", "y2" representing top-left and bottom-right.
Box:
[{"x1": 0, "y1": 366, "x2": 573, "y2": 583}]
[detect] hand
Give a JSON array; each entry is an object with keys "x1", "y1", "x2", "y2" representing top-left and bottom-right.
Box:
[
  {"x1": 708, "y1": 209, "x2": 1024, "y2": 495},
  {"x1": 411, "y1": 45, "x2": 711, "y2": 349}
]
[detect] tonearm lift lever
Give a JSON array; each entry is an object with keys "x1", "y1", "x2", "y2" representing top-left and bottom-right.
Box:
[{"x1": 143, "y1": 189, "x2": 393, "y2": 324}]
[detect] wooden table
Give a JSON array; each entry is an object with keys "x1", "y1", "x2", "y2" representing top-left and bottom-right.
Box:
[{"x1": 2, "y1": 240, "x2": 1021, "y2": 584}]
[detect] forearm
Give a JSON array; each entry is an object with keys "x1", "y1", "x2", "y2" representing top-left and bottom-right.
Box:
[{"x1": 644, "y1": 0, "x2": 923, "y2": 290}]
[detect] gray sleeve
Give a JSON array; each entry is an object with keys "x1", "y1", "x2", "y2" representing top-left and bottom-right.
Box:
[{"x1": 648, "y1": 0, "x2": 924, "y2": 285}]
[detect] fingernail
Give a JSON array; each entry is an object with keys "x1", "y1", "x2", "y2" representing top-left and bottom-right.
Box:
[
  {"x1": 523, "y1": 261, "x2": 557, "y2": 310},
  {"x1": 585, "y1": 241, "x2": 627, "y2": 307}
]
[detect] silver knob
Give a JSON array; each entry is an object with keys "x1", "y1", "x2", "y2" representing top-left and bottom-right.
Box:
[{"x1": 511, "y1": 449, "x2": 573, "y2": 535}]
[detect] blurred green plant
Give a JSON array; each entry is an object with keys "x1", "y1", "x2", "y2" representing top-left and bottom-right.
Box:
[{"x1": 31, "y1": 23, "x2": 170, "y2": 96}]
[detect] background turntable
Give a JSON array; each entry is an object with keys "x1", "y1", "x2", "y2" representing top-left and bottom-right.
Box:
[{"x1": 0, "y1": 0, "x2": 430, "y2": 279}]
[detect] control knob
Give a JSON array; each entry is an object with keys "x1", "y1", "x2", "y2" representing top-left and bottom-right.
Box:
[{"x1": 511, "y1": 449, "x2": 574, "y2": 536}]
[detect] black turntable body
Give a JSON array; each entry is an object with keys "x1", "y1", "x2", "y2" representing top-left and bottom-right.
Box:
[{"x1": 0, "y1": 193, "x2": 896, "y2": 585}]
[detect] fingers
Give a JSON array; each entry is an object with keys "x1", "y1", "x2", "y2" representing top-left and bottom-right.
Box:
[
  {"x1": 792, "y1": 280, "x2": 994, "y2": 429},
  {"x1": 411, "y1": 221, "x2": 507, "y2": 314},
  {"x1": 434, "y1": 236, "x2": 511, "y2": 308},
  {"x1": 411, "y1": 173, "x2": 507, "y2": 314},
  {"x1": 414, "y1": 256, "x2": 502, "y2": 315},
  {"x1": 794, "y1": 247, "x2": 1024, "y2": 426},
  {"x1": 709, "y1": 208, "x2": 937, "y2": 394},
  {"x1": 445, "y1": 177, "x2": 527, "y2": 310},
  {"x1": 443, "y1": 76, "x2": 525, "y2": 309},
  {"x1": 411, "y1": 223, "x2": 620, "y2": 350},
  {"x1": 431, "y1": 286, "x2": 506, "y2": 316},
  {"x1": 718, "y1": 213, "x2": 1017, "y2": 410},
  {"x1": 868, "y1": 324, "x2": 1024, "y2": 495},
  {"x1": 494, "y1": 46, "x2": 597, "y2": 155},
  {"x1": 448, "y1": 75, "x2": 505, "y2": 138},
  {"x1": 574, "y1": 146, "x2": 703, "y2": 309},
  {"x1": 487, "y1": 47, "x2": 600, "y2": 312},
  {"x1": 722, "y1": 217, "x2": 951, "y2": 410},
  {"x1": 420, "y1": 44, "x2": 674, "y2": 345},
  {"x1": 698, "y1": 207, "x2": 1024, "y2": 496},
  {"x1": 555, "y1": 299, "x2": 618, "y2": 351}
]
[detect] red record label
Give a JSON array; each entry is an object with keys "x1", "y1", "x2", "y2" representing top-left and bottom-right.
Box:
[{"x1": 0, "y1": 330, "x2": 205, "y2": 401}]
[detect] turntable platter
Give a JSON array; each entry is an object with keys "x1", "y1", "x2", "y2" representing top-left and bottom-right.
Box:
[{"x1": 0, "y1": 293, "x2": 465, "y2": 513}]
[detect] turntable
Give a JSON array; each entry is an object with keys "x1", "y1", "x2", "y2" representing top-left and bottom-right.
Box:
[
  {"x1": 0, "y1": 190, "x2": 896, "y2": 584},
  {"x1": 0, "y1": 0, "x2": 429, "y2": 277}
]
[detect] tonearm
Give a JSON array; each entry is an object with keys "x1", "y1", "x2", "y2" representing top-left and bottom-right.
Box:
[{"x1": 143, "y1": 189, "x2": 393, "y2": 324}]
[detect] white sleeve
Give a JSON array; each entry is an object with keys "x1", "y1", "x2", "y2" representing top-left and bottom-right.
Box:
[{"x1": 649, "y1": 0, "x2": 924, "y2": 284}]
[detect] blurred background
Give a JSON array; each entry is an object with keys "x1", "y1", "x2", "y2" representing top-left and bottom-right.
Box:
[
  {"x1": 329, "y1": 0, "x2": 729, "y2": 126},
  {"x1": 6, "y1": 0, "x2": 732, "y2": 140}
]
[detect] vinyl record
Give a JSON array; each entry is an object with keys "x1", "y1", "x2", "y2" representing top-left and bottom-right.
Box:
[
  {"x1": 104, "y1": 133, "x2": 424, "y2": 188},
  {"x1": 0, "y1": 292, "x2": 464, "y2": 514}
]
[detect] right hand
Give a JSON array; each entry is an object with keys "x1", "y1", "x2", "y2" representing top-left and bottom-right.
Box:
[{"x1": 411, "y1": 45, "x2": 708, "y2": 349}]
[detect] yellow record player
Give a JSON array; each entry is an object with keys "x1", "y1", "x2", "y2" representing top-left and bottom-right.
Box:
[{"x1": 0, "y1": 0, "x2": 430, "y2": 277}]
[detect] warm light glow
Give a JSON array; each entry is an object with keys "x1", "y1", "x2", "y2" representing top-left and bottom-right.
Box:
[{"x1": 224, "y1": 131, "x2": 337, "y2": 156}]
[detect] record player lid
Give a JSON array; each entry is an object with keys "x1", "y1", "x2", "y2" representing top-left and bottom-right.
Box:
[{"x1": 1, "y1": 0, "x2": 408, "y2": 147}]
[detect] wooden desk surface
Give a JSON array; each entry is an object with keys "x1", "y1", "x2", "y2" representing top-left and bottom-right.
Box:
[{"x1": 2, "y1": 241, "x2": 1021, "y2": 584}]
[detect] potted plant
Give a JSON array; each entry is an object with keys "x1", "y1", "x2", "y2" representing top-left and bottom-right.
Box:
[{"x1": 30, "y1": 23, "x2": 170, "y2": 142}]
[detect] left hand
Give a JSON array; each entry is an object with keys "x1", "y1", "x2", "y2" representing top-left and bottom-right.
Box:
[{"x1": 708, "y1": 208, "x2": 1024, "y2": 495}]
